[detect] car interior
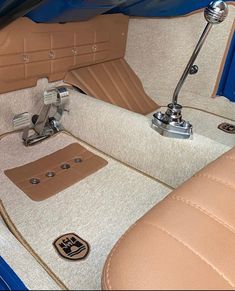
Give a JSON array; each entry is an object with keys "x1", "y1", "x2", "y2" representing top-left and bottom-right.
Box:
[{"x1": 0, "y1": 0, "x2": 234, "y2": 290}]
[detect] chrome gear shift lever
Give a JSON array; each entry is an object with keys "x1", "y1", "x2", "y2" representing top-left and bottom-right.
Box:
[{"x1": 152, "y1": 0, "x2": 229, "y2": 139}]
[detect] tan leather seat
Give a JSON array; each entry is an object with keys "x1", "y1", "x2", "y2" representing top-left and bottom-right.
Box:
[{"x1": 102, "y1": 147, "x2": 235, "y2": 290}]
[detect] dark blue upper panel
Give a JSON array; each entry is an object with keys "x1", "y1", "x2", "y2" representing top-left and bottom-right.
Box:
[
  {"x1": 27, "y1": 0, "x2": 126, "y2": 22},
  {"x1": 0, "y1": 0, "x2": 23, "y2": 16},
  {"x1": 27, "y1": 0, "x2": 234, "y2": 22},
  {"x1": 0, "y1": 0, "x2": 233, "y2": 22},
  {"x1": 109, "y1": 0, "x2": 233, "y2": 17}
]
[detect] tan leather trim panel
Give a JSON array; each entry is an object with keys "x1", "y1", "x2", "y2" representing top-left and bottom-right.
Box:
[
  {"x1": 5, "y1": 143, "x2": 108, "y2": 201},
  {"x1": 65, "y1": 58, "x2": 159, "y2": 114},
  {"x1": 0, "y1": 14, "x2": 129, "y2": 94},
  {"x1": 102, "y1": 147, "x2": 235, "y2": 290}
]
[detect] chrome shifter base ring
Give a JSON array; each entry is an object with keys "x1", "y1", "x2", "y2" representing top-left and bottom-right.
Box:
[{"x1": 152, "y1": 103, "x2": 193, "y2": 139}]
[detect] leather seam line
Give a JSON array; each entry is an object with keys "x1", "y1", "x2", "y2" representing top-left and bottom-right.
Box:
[
  {"x1": 142, "y1": 221, "x2": 235, "y2": 288},
  {"x1": 222, "y1": 155, "x2": 235, "y2": 161},
  {"x1": 171, "y1": 194, "x2": 235, "y2": 235},
  {"x1": 195, "y1": 173, "x2": 235, "y2": 191},
  {"x1": 105, "y1": 223, "x2": 138, "y2": 290}
]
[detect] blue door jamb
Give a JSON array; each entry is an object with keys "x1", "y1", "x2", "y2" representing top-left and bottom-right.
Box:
[{"x1": 218, "y1": 31, "x2": 235, "y2": 102}]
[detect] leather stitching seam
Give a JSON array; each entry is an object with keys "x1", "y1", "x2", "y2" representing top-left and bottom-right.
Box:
[
  {"x1": 143, "y1": 221, "x2": 235, "y2": 288},
  {"x1": 195, "y1": 173, "x2": 235, "y2": 190},
  {"x1": 222, "y1": 155, "x2": 235, "y2": 161},
  {"x1": 171, "y1": 194, "x2": 235, "y2": 234},
  {"x1": 105, "y1": 223, "x2": 138, "y2": 290}
]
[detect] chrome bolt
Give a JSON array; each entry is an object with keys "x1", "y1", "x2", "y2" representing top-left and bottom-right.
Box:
[
  {"x1": 46, "y1": 171, "x2": 55, "y2": 178},
  {"x1": 30, "y1": 178, "x2": 40, "y2": 185},
  {"x1": 92, "y1": 45, "x2": 97, "y2": 52},
  {"x1": 157, "y1": 112, "x2": 162, "y2": 119},
  {"x1": 48, "y1": 51, "x2": 55, "y2": 59},
  {"x1": 189, "y1": 65, "x2": 199, "y2": 75},
  {"x1": 23, "y1": 54, "x2": 29, "y2": 62},
  {"x1": 74, "y1": 157, "x2": 83, "y2": 163},
  {"x1": 61, "y1": 163, "x2": 71, "y2": 170},
  {"x1": 72, "y1": 48, "x2": 78, "y2": 55}
]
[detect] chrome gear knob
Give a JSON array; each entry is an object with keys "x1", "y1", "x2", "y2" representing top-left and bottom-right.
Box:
[{"x1": 204, "y1": 1, "x2": 229, "y2": 24}]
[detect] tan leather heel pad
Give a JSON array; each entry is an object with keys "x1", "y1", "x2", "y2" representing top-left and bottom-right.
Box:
[
  {"x1": 0, "y1": 14, "x2": 128, "y2": 94},
  {"x1": 4, "y1": 143, "x2": 108, "y2": 201},
  {"x1": 65, "y1": 58, "x2": 159, "y2": 115}
]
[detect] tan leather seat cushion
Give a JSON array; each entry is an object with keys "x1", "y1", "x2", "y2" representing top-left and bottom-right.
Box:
[{"x1": 102, "y1": 147, "x2": 235, "y2": 290}]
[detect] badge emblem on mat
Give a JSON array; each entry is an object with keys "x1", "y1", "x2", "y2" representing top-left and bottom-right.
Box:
[
  {"x1": 218, "y1": 123, "x2": 235, "y2": 134},
  {"x1": 53, "y1": 233, "x2": 90, "y2": 261}
]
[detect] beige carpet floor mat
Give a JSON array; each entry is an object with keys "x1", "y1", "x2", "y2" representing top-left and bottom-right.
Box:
[
  {"x1": 62, "y1": 91, "x2": 232, "y2": 188},
  {"x1": 65, "y1": 58, "x2": 159, "y2": 114},
  {"x1": 5, "y1": 143, "x2": 107, "y2": 201},
  {"x1": 0, "y1": 132, "x2": 170, "y2": 290},
  {"x1": 148, "y1": 88, "x2": 235, "y2": 122},
  {"x1": 147, "y1": 107, "x2": 235, "y2": 147},
  {"x1": 0, "y1": 219, "x2": 61, "y2": 290},
  {"x1": 0, "y1": 77, "x2": 234, "y2": 137},
  {"x1": 125, "y1": 5, "x2": 235, "y2": 120},
  {"x1": 0, "y1": 82, "x2": 233, "y2": 188}
]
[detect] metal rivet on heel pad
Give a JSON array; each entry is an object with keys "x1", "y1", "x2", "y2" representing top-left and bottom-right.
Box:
[
  {"x1": 61, "y1": 163, "x2": 71, "y2": 170},
  {"x1": 74, "y1": 158, "x2": 83, "y2": 163},
  {"x1": 46, "y1": 171, "x2": 56, "y2": 178},
  {"x1": 30, "y1": 178, "x2": 40, "y2": 185}
]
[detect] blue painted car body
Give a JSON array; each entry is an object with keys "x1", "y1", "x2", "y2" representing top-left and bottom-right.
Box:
[
  {"x1": 0, "y1": 0, "x2": 23, "y2": 16},
  {"x1": 0, "y1": 257, "x2": 27, "y2": 290},
  {"x1": 1, "y1": 0, "x2": 232, "y2": 23},
  {"x1": 218, "y1": 32, "x2": 235, "y2": 102},
  {"x1": 109, "y1": 0, "x2": 232, "y2": 17},
  {"x1": 27, "y1": 0, "x2": 126, "y2": 23}
]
